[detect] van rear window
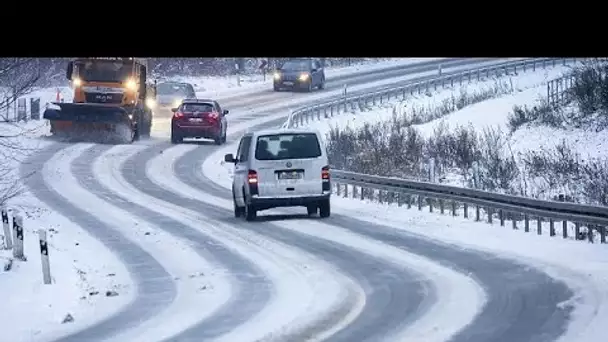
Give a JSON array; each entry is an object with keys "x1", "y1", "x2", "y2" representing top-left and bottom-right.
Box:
[{"x1": 255, "y1": 133, "x2": 322, "y2": 161}]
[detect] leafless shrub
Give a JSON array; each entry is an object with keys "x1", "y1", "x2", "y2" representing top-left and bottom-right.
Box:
[{"x1": 0, "y1": 58, "x2": 42, "y2": 122}]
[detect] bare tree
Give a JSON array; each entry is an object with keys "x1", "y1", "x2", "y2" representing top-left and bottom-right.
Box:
[
  {"x1": 0, "y1": 58, "x2": 42, "y2": 205},
  {"x1": 0, "y1": 58, "x2": 41, "y2": 122}
]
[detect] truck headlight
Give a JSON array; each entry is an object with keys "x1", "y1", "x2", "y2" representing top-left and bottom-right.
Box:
[
  {"x1": 298, "y1": 73, "x2": 310, "y2": 81},
  {"x1": 125, "y1": 78, "x2": 137, "y2": 91},
  {"x1": 145, "y1": 98, "x2": 156, "y2": 109},
  {"x1": 72, "y1": 77, "x2": 82, "y2": 87},
  {"x1": 273, "y1": 72, "x2": 281, "y2": 81},
  {"x1": 172, "y1": 98, "x2": 183, "y2": 108}
]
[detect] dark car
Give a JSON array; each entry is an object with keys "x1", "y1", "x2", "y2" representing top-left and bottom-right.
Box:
[
  {"x1": 157, "y1": 82, "x2": 197, "y2": 110},
  {"x1": 273, "y1": 58, "x2": 325, "y2": 92},
  {"x1": 170, "y1": 99, "x2": 228, "y2": 145}
]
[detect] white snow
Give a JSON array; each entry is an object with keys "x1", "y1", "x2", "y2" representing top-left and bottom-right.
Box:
[{"x1": 201, "y1": 59, "x2": 608, "y2": 342}]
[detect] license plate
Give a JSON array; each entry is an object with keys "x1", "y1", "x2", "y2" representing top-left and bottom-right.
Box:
[
  {"x1": 278, "y1": 171, "x2": 302, "y2": 180},
  {"x1": 283, "y1": 81, "x2": 294, "y2": 86},
  {"x1": 189, "y1": 118, "x2": 203, "y2": 122}
]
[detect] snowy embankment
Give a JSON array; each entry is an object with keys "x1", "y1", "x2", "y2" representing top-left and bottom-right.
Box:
[
  {"x1": 202, "y1": 62, "x2": 608, "y2": 342},
  {"x1": 0, "y1": 123, "x2": 133, "y2": 341}
]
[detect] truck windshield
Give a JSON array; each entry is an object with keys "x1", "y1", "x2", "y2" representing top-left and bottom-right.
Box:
[
  {"x1": 77, "y1": 61, "x2": 132, "y2": 83},
  {"x1": 255, "y1": 133, "x2": 322, "y2": 161}
]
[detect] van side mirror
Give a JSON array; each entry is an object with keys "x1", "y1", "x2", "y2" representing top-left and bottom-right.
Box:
[
  {"x1": 223, "y1": 109, "x2": 229, "y2": 115},
  {"x1": 171, "y1": 108, "x2": 178, "y2": 113},
  {"x1": 66, "y1": 61, "x2": 73, "y2": 80},
  {"x1": 224, "y1": 153, "x2": 236, "y2": 163}
]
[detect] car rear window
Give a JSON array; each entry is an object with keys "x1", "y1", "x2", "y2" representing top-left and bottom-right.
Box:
[
  {"x1": 180, "y1": 103, "x2": 214, "y2": 112},
  {"x1": 255, "y1": 133, "x2": 322, "y2": 161}
]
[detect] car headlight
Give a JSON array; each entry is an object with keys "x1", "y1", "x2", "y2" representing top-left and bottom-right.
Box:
[
  {"x1": 145, "y1": 98, "x2": 156, "y2": 109},
  {"x1": 125, "y1": 78, "x2": 137, "y2": 91},
  {"x1": 273, "y1": 72, "x2": 281, "y2": 81},
  {"x1": 298, "y1": 73, "x2": 310, "y2": 81},
  {"x1": 72, "y1": 77, "x2": 82, "y2": 87}
]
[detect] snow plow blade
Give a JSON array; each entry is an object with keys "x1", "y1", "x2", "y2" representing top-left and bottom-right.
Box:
[
  {"x1": 44, "y1": 103, "x2": 135, "y2": 143},
  {"x1": 43, "y1": 102, "x2": 131, "y2": 123}
]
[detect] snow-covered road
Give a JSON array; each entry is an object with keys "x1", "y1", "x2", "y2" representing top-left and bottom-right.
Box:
[{"x1": 11, "y1": 58, "x2": 587, "y2": 342}]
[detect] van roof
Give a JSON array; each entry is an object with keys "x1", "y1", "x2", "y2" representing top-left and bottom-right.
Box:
[{"x1": 251, "y1": 127, "x2": 322, "y2": 138}]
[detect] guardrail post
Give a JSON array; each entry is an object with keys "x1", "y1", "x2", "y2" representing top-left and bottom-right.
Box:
[
  {"x1": 451, "y1": 201, "x2": 456, "y2": 216},
  {"x1": 562, "y1": 221, "x2": 568, "y2": 239},
  {"x1": 418, "y1": 196, "x2": 423, "y2": 210},
  {"x1": 512, "y1": 215, "x2": 517, "y2": 230},
  {"x1": 487, "y1": 208, "x2": 493, "y2": 224},
  {"x1": 533, "y1": 61, "x2": 536, "y2": 72},
  {"x1": 388, "y1": 192, "x2": 395, "y2": 204},
  {"x1": 588, "y1": 226, "x2": 594, "y2": 243},
  {"x1": 353, "y1": 185, "x2": 358, "y2": 199},
  {"x1": 12, "y1": 214, "x2": 24, "y2": 260},
  {"x1": 439, "y1": 199, "x2": 444, "y2": 214},
  {"x1": 475, "y1": 206, "x2": 480, "y2": 221},
  {"x1": 396, "y1": 192, "x2": 403, "y2": 206},
  {"x1": 407, "y1": 195, "x2": 412, "y2": 209},
  {"x1": 537, "y1": 217, "x2": 543, "y2": 235},
  {"x1": 499, "y1": 209, "x2": 505, "y2": 226},
  {"x1": 428, "y1": 198, "x2": 433, "y2": 213},
  {"x1": 378, "y1": 190, "x2": 383, "y2": 204},
  {"x1": 575, "y1": 222, "x2": 581, "y2": 240},
  {"x1": 524, "y1": 215, "x2": 530, "y2": 232},
  {"x1": 601, "y1": 226, "x2": 606, "y2": 244},
  {"x1": 523, "y1": 62, "x2": 526, "y2": 73},
  {"x1": 549, "y1": 219, "x2": 556, "y2": 236},
  {"x1": 360, "y1": 187, "x2": 365, "y2": 200},
  {"x1": 39, "y1": 229, "x2": 52, "y2": 284},
  {"x1": 1, "y1": 207, "x2": 12, "y2": 249},
  {"x1": 343, "y1": 184, "x2": 348, "y2": 198},
  {"x1": 463, "y1": 203, "x2": 468, "y2": 218},
  {"x1": 336, "y1": 183, "x2": 341, "y2": 196}
]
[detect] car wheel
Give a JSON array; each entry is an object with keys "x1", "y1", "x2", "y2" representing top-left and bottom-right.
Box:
[
  {"x1": 319, "y1": 199, "x2": 331, "y2": 218},
  {"x1": 273, "y1": 84, "x2": 281, "y2": 92},
  {"x1": 171, "y1": 130, "x2": 182, "y2": 144},
  {"x1": 307, "y1": 205, "x2": 317, "y2": 216},
  {"x1": 318, "y1": 77, "x2": 325, "y2": 90},
  {"x1": 306, "y1": 81, "x2": 313, "y2": 92}
]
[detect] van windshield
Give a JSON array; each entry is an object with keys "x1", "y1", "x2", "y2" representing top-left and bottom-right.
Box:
[{"x1": 255, "y1": 133, "x2": 322, "y2": 161}]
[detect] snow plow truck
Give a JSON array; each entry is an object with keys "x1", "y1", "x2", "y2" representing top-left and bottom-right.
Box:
[{"x1": 43, "y1": 57, "x2": 156, "y2": 143}]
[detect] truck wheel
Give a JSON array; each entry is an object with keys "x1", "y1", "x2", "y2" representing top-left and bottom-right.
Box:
[{"x1": 116, "y1": 123, "x2": 135, "y2": 144}]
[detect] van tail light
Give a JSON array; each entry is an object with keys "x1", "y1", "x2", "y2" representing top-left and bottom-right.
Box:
[
  {"x1": 322, "y1": 165, "x2": 330, "y2": 180},
  {"x1": 248, "y1": 169, "x2": 259, "y2": 195},
  {"x1": 322, "y1": 165, "x2": 330, "y2": 192}
]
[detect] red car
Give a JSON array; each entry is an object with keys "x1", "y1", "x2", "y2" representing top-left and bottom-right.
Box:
[{"x1": 171, "y1": 99, "x2": 228, "y2": 144}]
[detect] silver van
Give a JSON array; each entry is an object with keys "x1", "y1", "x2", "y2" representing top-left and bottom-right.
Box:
[{"x1": 224, "y1": 128, "x2": 331, "y2": 221}]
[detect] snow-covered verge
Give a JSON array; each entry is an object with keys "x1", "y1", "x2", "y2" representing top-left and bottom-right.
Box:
[{"x1": 0, "y1": 122, "x2": 134, "y2": 342}]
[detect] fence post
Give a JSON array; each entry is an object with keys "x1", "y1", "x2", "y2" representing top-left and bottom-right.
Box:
[
  {"x1": 39, "y1": 229, "x2": 52, "y2": 284},
  {"x1": 1, "y1": 207, "x2": 12, "y2": 249},
  {"x1": 12, "y1": 213, "x2": 25, "y2": 260}
]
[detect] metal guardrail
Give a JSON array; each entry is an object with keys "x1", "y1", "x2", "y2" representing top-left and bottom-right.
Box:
[
  {"x1": 285, "y1": 57, "x2": 607, "y2": 244},
  {"x1": 285, "y1": 58, "x2": 577, "y2": 129}
]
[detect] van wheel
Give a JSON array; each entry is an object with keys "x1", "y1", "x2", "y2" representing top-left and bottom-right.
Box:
[
  {"x1": 319, "y1": 199, "x2": 331, "y2": 218},
  {"x1": 245, "y1": 203, "x2": 257, "y2": 221},
  {"x1": 233, "y1": 190, "x2": 244, "y2": 218},
  {"x1": 307, "y1": 205, "x2": 317, "y2": 216}
]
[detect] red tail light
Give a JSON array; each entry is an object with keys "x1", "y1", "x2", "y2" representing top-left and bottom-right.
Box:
[
  {"x1": 207, "y1": 112, "x2": 219, "y2": 120},
  {"x1": 173, "y1": 111, "x2": 184, "y2": 119},
  {"x1": 248, "y1": 170, "x2": 258, "y2": 184},
  {"x1": 322, "y1": 165, "x2": 330, "y2": 180}
]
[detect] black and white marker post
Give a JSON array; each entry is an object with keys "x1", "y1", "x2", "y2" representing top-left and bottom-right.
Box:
[
  {"x1": 12, "y1": 213, "x2": 24, "y2": 260},
  {"x1": 1, "y1": 206, "x2": 12, "y2": 249},
  {"x1": 39, "y1": 229, "x2": 51, "y2": 284}
]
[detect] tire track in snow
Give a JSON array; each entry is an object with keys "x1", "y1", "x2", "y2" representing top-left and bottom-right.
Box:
[
  {"x1": 73, "y1": 144, "x2": 274, "y2": 341},
  {"x1": 96, "y1": 144, "x2": 363, "y2": 342},
  {"x1": 20, "y1": 143, "x2": 177, "y2": 342},
  {"x1": 138, "y1": 143, "x2": 436, "y2": 342}
]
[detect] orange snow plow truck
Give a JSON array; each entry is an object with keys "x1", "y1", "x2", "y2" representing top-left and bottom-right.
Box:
[{"x1": 44, "y1": 57, "x2": 157, "y2": 143}]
